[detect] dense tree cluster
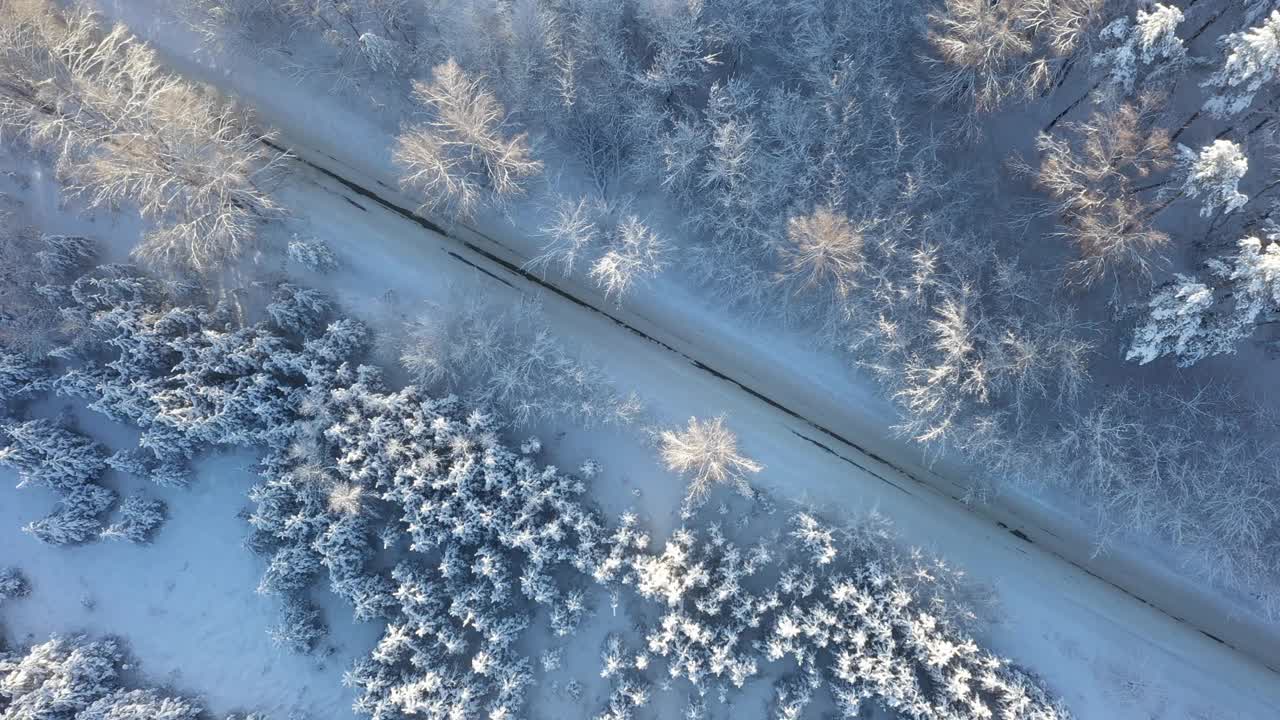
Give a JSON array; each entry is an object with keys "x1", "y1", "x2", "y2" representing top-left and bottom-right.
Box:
[
  {"x1": 0, "y1": 1, "x2": 285, "y2": 272},
  {"x1": 0, "y1": 212, "x2": 96, "y2": 363},
  {"x1": 0, "y1": 632, "x2": 267, "y2": 720},
  {"x1": 29, "y1": 252, "x2": 1066, "y2": 718},
  {"x1": 0, "y1": 418, "x2": 115, "y2": 546},
  {"x1": 598, "y1": 511, "x2": 1068, "y2": 720}
]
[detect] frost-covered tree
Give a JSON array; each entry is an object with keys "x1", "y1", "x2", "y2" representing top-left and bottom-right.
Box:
[
  {"x1": 775, "y1": 206, "x2": 866, "y2": 302},
  {"x1": 1204, "y1": 9, "x2": 1280, "y2": 117},
  {"x1": 0, "y1": 632, "x2": 256, "y2": 720},
  {"x1": 659, "y1": 415, "x2": 762, "y2": 508},
  {"x1": 269, "y1": 594, "x2": 327, "y2": 653},
  {"x1": 0, "y1": 567, "x2": 30, "y2": 604},
  {"x1": 635, "y1": 0, "x2": 718, "y2": 99},
  {"x1": 101, "y1": 496, "x2": 167, "y2": 544},
  {"x1": 78, "y1": 689, "x2": 202, "y2": 720},
  {"x1": 1092, "y1": 4, "x2": 1185, "y2": 101},
  {"x1": 1178, "y1": 140, "x2": 1248, "y2": 218},
  {"x1": 0, "y1": 635, "x2": 121, "y2": 719},
  {"x1": 0, "y1": 1, "x2": 286, "y2": 271},
  {"x1": 929, "y1": 0, "x2": 1106, "y2": 117},
  {"x1": 399, "y1": 295, "x2": 641, "y2": 427},
  {"x1": 527, "y1": 195, "x2": 669, "y2": 301},
  {"x1": 1128, "y1": 235, "x2": 1280, "y2": 365},
  {"x1": 1033, "y1": 100, "x2": 1173, "y2": 285},
  {"x1": 395, "y1": 59, "x2": 542, "y2": 219},
  {"x1": 589, "y1": 215, "x2": 669, "y2": 301},
  {"x1": 526, "y1": 194, "x2": 603, "y2": 280},
  {"x1": 287, "y1": 237, "x2": 339, "y2": 273},
  {"x1": 0, "y1": 419, "x2": 106, "y2": 492}
]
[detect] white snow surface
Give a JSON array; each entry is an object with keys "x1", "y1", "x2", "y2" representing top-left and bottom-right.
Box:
[
  {"x1": 0, "y1": 4, "x2": 1276, "y2": 720},
  {"x1": 1, "y1": 432, "x2": 379, "y2": 720}
]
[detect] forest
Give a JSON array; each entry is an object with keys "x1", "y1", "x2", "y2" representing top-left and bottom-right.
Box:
[{"x1": 3, "y1": 1, "x2": 1280, "y2": 719}]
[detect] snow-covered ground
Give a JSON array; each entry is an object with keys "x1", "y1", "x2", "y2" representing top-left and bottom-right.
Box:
[{"x1": 0, "y1": 423, "x2": 379, "y2": 720}]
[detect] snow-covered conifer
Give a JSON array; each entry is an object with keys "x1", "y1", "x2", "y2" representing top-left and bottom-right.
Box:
[
  {"x1": 0, "y1": 353, "x2": 49, "y2": 404},
  {"x1": 258, "y1": 546, "x2": 323, "y2": 596},
  {"x1": 0, "y1": 419, "x2": 106, "y2": 493},
  {"x1": 357, "y1": 32, "x2": 401, "y2": 73},
  {"x1": 0, "y1": 567, "x2": 30, "y2": 603},
  {"x1": 269, "y1": 594, "x2": 327, "y2": 653},
  {"x1": 78, "y1": 688, "x2": 202, "y2": 720},
  {"x1": 0, "y1": 635, "x2": 121, "y2": 716},
  {"x1": 104, "y1": 450, "x2": 156, "y2": 479},
  {"x1": 1178, "y1": 140, "x2": 1248, "y2": 218},
  {"x1": 1128, "y1": 235, "x2": 1280, "y2": 364},
  {"x1": 287, "y1": 237, "x2": 339, "y2": 273},
  {"x1": 0, "y1": 632, "x2": 262, "y2": 720},
  {"x1": 35, "y1": 234, "x2": 96, "y2": 278},
  {"x1": 150, "y1": 462, "x2": 193, "y2": 490},
  {"x1": 1126, "y1": 276, "x2": 1216, "y2": 365},
  {"x1": 24, "y1": 482, "x2": 117, "y2": 546},
  {"x1": 1093, "y1": 4, "x2": 1185, "y2": 100},
  {"x1": 101, "y1": 496, "x2": 167, "y2": 544},
  {"x1": 266, "y1": 284, "x2": 332, "y2": 336},
  {"x1": 1204, "y1": 9, "x2": 1280, "y2": 117}
]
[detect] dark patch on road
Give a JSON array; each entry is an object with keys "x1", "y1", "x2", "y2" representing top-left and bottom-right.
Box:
[
  {"x1": 997, "y1": 521, "x2": 1034, "y2": 544},
  {"x1": 1202, "y1": 630, "x2": 1227, "y2": 646},
  {"x1": 446, "y1": 250, "x2": 515, "y2": 289}
]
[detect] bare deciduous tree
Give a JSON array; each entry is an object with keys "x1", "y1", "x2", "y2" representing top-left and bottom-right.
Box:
[
  {"x1": 0, "y1": 1, "x2": 286, "y2": 272},
  {"x1": 928, "y1": 0, "x2": 1105, "y2": 121},
  {"x1": 399, "y1": 292, "x2": 641, "y2": 428},
  {"x1": 660, "y1": 415, "x2": 762, "y2": 507},
  {"x1": 589, "y1": 214, "x2": 668, "y2": 302},
  {"x1": 394, "y1": 58, "x2": 542, "y2": 219},
  {"x1": 1032, "y1": 100, "x2": 1173, "y2": 285},
  {"x1": 775, "y1": 205, "x2": 866, "y2": 300}
]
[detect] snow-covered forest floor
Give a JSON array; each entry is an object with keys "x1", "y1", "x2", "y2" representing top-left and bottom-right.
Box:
[{"x1": 5, "y1": 1, "x2": 1280, "y2": 719}]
